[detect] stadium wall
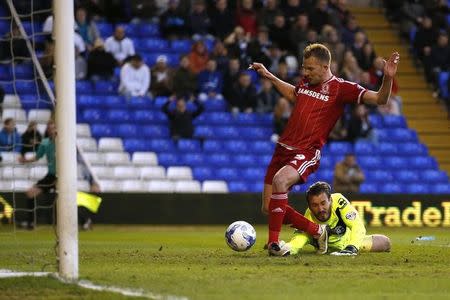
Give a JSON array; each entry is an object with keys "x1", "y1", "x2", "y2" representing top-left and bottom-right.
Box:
[{"x1": 2, "y1": 193, "x2": 450, "y2": 227}]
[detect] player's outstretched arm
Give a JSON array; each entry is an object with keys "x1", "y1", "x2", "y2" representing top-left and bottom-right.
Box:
[
  {"x1": 249, "y1": 62, "x2": 296, "y2": 102},
  {"x1": 362, "y1": 52, "x2": 400, "y2": 106}
]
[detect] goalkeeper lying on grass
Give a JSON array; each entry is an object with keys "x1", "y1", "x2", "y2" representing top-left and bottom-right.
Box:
[{"x1": 283, "y1": 181, "x2": 391, "y2": 256}]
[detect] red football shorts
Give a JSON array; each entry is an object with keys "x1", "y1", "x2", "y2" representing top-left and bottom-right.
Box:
[{"x1": 264, "y1": 144, "x2": 321, "y2": 185}]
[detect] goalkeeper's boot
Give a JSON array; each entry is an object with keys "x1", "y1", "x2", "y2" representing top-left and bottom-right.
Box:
[
  {"x1": 268, "y1": 241, "x2": 291, "y2": 256},
  {"x1": 316, "y1": 224, "x2": 329, "y2": 255}
]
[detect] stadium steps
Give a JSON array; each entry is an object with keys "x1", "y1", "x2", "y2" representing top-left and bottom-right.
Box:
[{"x1": 350, "y1": 6, "x2": 450, "y2": 177}]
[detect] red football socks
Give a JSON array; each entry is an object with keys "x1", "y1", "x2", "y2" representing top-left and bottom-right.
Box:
[
  {"x1": 268, "y1": 192, "x2": 288, "y2": 244},
  {"x1": 284, "y1": 205, "x2": 320, "y2": 236}
]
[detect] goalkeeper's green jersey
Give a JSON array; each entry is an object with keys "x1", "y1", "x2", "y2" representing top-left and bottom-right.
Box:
[{"x1": 288, "y1": 193, "x2": 366, "y2": 255}]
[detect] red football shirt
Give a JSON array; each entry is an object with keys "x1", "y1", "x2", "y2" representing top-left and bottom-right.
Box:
[{"x1": 278, "y1": 76, "x2": 367, "y2": 150}]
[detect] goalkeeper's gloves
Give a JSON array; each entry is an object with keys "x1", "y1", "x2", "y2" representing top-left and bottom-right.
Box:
[{"x1": 330, "y1": 245, "x2": 358, "y2": 256}]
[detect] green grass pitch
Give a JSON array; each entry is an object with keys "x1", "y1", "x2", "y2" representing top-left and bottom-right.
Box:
[{"x1": 1, "y1": 225, "x2": 450, "y2": 300}]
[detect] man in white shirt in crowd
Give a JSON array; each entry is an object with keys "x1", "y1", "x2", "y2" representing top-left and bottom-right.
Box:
[
  {"x1": 119, "y1": 54, "x2": 150, "y2": 97},
  {"x1": 104, "y1": 25, "x2": 135, "y2": 65}
]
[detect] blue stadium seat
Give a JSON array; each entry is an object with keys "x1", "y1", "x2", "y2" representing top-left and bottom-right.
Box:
[
  {"x1": 434, "y1": 184, "x2": 450, "y2": 194},
  {"x1": 216, "y1": 126, "x2": 240, "y2": 139},
  {"x1": 242, "y1": 167, "x2": 266, "y2": 181},
  {"x1": 258, "y1": 154, "x2": 273, "y2": 165},
  {"x1": 207, "y1": 154, "x2": 232, "y2": 166},
  {"x1": 177, "y1": 139, "x2": 202, "y2": 152},
  {"x1": 203, "y1": 99, "x2": 227, "y2": 112},
  {"x1": 127, "y1": 97, "x2": 153, "y2": 109},
  {"x1": 94, "y1": 80, "x2": 117, "y2": 95},
  {"x1": 240, "y1": 127, "x2": 272, "y2": 139},
  {"x1": 14, "y1": 63, "x2": 34, "y2": 79},
  {"x1": 194, "y1": 126, "x2": 215, "y2": 138},
  {"x1": 377, "y1": 143, "x2": 399, "y2": 155},
  {"x1": 82, "y1": 109, "x2": 103, "y2": 122},
  {"x1": 140, "y1": 125, "x2": 170, "y2": 138},
  {"x1": 103, "y1": 96, "x2": 126, "y2": 108},
  {"x1": 149, "y1": 139, "x2": 174, "y2": 152},
  {"x1": 0, "y1": 20, "x2": 8, "y2": 33},
  {"x1": 405, "y1": 184, "x2": 430, "y2": 194},
  {"x1": 234, "y1": 113, "x2": 260, "y2": 125},
  {"x1": 251, "y1": 141, "x2": 274, "y2": 154},
  {"x1": 328, "y1": 142, "x2": 353, "y2": 154},
  {"x1": 438, "y1": 71, "x2": 449, "y2": 99},
  {"x1": 379, "y1": 129, "x2": 418, "y2": 143},
  {"x1": 107, "y1": 109, "x2": 131, "y2": 122},
  {"x1": 21, "y1": 95, "x2": 53, "y2": 110},
  {"x1": 193, "y1": 167, "x2": 214, "y2": 181},
  {"x1": 139, "y1": 23, "x2": 160, "y2": 37},
  {"x1": 158, "y1": 153, "x2": 179, "y2": 166},
  {"x1": 91, "y1": 124, "x2": 116, "y2": 137},
  {"x1": 116, "y1": 124, "x2": 138, "y2": 138},
  {"x1": 133, "y1": 110, "x2": 167, "y2": 124},
  {"x1": 319, "y1": 156, "x2": 335, "y2": 169},
  {"x1": 232, "y1": 155, "x2": 257, "y2": 167},
  {"x1": 0, "y1": 65, "x2": 12, "y2": 80},
  {"x1": 384, "y1": 156, "x2": 409, "y2": 169},
  {"x1": 170, "y1": 39, "x2": 192, "y2": 53},
  {"x1": 96, "y1": 22, "x2": 113, "y2": 37},
  {"x1": 408, "y1": 157, "x2": 438, "y2": 169},
  {"x1": 422, "y1": 170, "x2": 449, "y2": 183},
  {"x1": 381, "y1": 183, "x2": 404, "y2": 194},
  {"x1": 15, "y1": 81, "x2": 37, "y2": 94},
  {"x1": 2, "y1": 82, "x2": 14, "y2": 94},
  {"x1": 203, "y1": 140, "x2": 223, "y2": 153},
  {"x1": 383, "y1": 115, "x2": 407, "y2": 128},
  {"x1": 216, "y1": 168, "x2": 240, "y2": 181},
  {"x1": 181, "y1": 153, "x2": 205, "y2": 166},
  {"x1": 398, "y1": 143, "x2": 427, "y2": 156},
  {"x1": 123, "y1": 23, "x2": 141, "y2": 38},
  {"x1": 123, "y1": 138, "x2": 150, "y2": 152},
  {"x1": 354, "y1": 141, "x2": 376, "y2": 156},
  {"x1": 365, "y1": 170, "x2": 394, "y2": 182},
  {"x1": 223, "y1": 140, "x2": 248, "y2": 153},
  {"x1": 228, "y1": 181, "x2": 249, "y2": 192},
  {"x1": 248, "y1": 181, "x2": 264, "y2": 193},
  {"x1": 368, "y1": 114, "x2": 383, "y2": 129},
  {"x1": 76, "y1": 81, "x2": 93, "y2": 95},
  {"x1": 78, "y1": 95, "x2": 102, "y2": 108},
  {"x1": 137, "y1": 38, "x2": 170, "y2": 52},
  {"x1": 315, "y1": 169, "x2": 333, "y2": 183},
  {"x1": 395, "y1": 170, "x2": 420, "y2": 183},
  {"x1": 291, "y1": 184, "x2": 308, "y2": 194},
  {"x1": 201, "y1": 112, "x2": 232, "y2": 125},
  {"x1": 359, "y1": 183, "x2": 378, "y2": 193}
]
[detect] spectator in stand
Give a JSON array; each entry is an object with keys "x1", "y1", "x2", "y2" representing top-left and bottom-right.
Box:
[
  {"x1": 269, "y1": 14, "x2": 291, "y2": 52},
  {"x1": 150, "y1": 55, "x2": 173, "y2": 98},
  {"x1": 0, "y1": 23, "x2": 28, "y2": 63},
  {"x1": 273, "y1": 97, "x2": 292, "y2": 138},
  {"x1": 424, "y1": 0, "x2": 450, "y2": 31},
  {"x1": 172, "y1": 55, "x2": 198, "y2": 100},
  {"x1": 118, "y1": 54, "x2": 150, "y2": 98},
  {"x1": 350, "y1": 31, "x2": 367, "y2": 69},
  {"x1": 399, "y1": 0, "x2": 425, "y2": 38},
  {"x1": 104, "y1": 26, "x2": 136, "y2": 66},
  {"x1": 329, "y1": 0, "x2": 352, "y2": 30},
  {"x1": 189, "y1": 0, "x2": 211, "y2": 40},
  {"x1": 75, "y1": 47, "x2": 87, "y2": 80},
  {"x1": 333, "y1": 153, "x2": 365, "y2": 193},
  {"x1": 209, "y1": 0, "x2": 235, "y2": 40},
  {"x1": 188, "y1": 40, "x2": 209, "y2": 74},
  {"x1": 0, "y1": 118, "x2": 22, "y2": 153},
  {"x1": 341, "y1": 16, "x2": 361, "y2": 46},
  {"x1": 257, "y1": 0, "x2": 282, "y2": 28},
  {"x1": 75, "y1": 7, "x2": 100, "y2": 50},
  {"x1": 266, "y1": 43, "x2": 285, "y2": 73},
  {"x1": 424, "y1": 31, "x2": 450, "y2": 85},
  {"x1": 160, "y1": 0, "x2": 189, "y2": 40},
  {"x1": 87, "y1": 38, "x2": 116, "y2": 81},
  {"x1": 224, "y1": 26, "x2": 250, "y2": 64},
  {"x1": 289, "y1": 13, "x2": 310, "y2": 55},
  {"x1": 0, "y1": 85, "x2": 4, "y2": 116},
  {"x1": 222, "y1": 57, "x2": 241, "y2": 102},
  {"x1": 162, "y1": 96, "x2": 204, "y2": 141},
  {"x1": 328, "y1": 116, "x2": 348, "y2": 142},
  {"x1": 413, "y1": 16, "x2": 439, "y2": 60},
  {"x1": 369, "y1": 56, "x2": 399, "y2": 95},
  {"x1": 198, "y1": 58, "x2": 223, "y2": 101},
  {"x1": 378, "y1": 95, "x2": 402, "y2": 116},
  {"x1": 257, "y1": 78, "x2": 279, "y2": 113},
  {"x1": 359, "y1": 42, "x2": 376, "y2": 71},
  {"x1": 228, "y1": 71, "x2": 257, "y2": 113},
  {"x1": 298, "y1": 29, "x2": 319, "y2": 61},
  {"x1": 247, "y1": 26, "x2": 271, "y2": 67},
  {"x1": 359, "y1": 71, "x2": 376, "y2": 91},
  {"x1": 282, "y1": 0, "x2": 310, "y2": 27},
  {"x1": 310, "y1": 0, "x2": 331, "y2": 33},
  {"x1": 236, "y1": 0, "x2": 258, "y2": 37},
  {"x1": 347, "y1": 104, "x2": 376, "y2": 144},
  {"x1": 322, "y1": 26, "x2": 345, "y2": 68},
  {"x1": 40, "y1": 39, "x2": 54, "y2": 79},
  {"x1": 340, "y1": 51, "x2": 363, "y2": 83},
  {"x1": 20, "y1": 121, "x2": 42, "y2": 156},
  {"x1": 276, "y1": 61, "x2": 295, "y2": 85},
  {"x1": 210, "y1": 40, "x2": 230, "y2": 73}
]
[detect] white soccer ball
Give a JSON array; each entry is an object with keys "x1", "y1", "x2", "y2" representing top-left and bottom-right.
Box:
[{"x1": 225, "y1": 221, "x2": 256, "y2": 251}]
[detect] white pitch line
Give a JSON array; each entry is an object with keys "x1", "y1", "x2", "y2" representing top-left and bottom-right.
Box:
[{"x1": 0, "y1": 269, "x2": 188, "y2": 300}]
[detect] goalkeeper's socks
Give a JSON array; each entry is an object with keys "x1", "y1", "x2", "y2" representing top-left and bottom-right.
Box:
[
  {"x1": 284, "y1": 205, "x2": 320, "y2": 236},
  {"x1": 268, "y1": 192, "x2": 288, "y2": 244}
]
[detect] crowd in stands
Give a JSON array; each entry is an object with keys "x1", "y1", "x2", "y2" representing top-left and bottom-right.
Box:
[
  {"x1": 1, "y1": 0, "x2": 429, "y2": 193},
  {"x1": 382, "y1": 0, "x2": 450, "y2": 112}
]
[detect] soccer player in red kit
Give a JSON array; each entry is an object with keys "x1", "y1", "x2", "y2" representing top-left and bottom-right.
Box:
[{"x1": 249, "y1": 43, "x2": 400, "y2": 256}]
